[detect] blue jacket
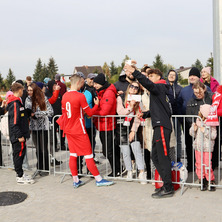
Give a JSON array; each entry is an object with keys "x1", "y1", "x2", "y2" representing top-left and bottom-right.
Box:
[{"x1": 83, "y1": 90, "x2": 93, "y2": 129}]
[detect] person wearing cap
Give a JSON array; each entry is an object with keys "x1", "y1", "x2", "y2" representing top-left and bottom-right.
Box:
[
  {"x1": 124, "y1": 64, "x2": 174, "y2": 198},
  {"x1": 78, "y1": 72, "x2": 98, "y2": 165},
  {"x1": 93, "y1": 73, "x2": 121, "y2": 177},
  {"x1": 177, "y1": 67, "x2": 212, "y2": 172},
  {"x1": 200, "y1": 67, "x2": 219, "y2": 93},
  {"x1": 55, "y1": 74, "x2": 67, "y2": 96}
]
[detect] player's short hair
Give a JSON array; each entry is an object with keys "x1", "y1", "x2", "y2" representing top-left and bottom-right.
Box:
[
  {"x1": 11, "y1": 82, "x2": 24, "y2": 93},
  {"x1": 69, "y1": 74, "x2": 82, "y2": 85}
]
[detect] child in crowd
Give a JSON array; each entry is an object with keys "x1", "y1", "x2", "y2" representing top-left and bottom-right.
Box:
[
  {"x1": 7, "y1": 83, "x2": 34, "y2": 184},
  {"x1": 189, "y1": 104, "x2": 216, "y2": 191}
]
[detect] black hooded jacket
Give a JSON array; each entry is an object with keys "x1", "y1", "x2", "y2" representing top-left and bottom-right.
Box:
[
  {"x1": 114, "y1": 73, "x2": 130, "y2": 93},
  {"x1": 7, "y1": 95, "x2": 30, "y2": 144},
  {"x1": 166, "y1": 70, "x2": 183, "y2": 115},
  {"x1": 132, "y1": 70, "x2": 172, "y2": 130},
  {"x1": 45, "y1": 80, "x2": 62, "y2": 116}
]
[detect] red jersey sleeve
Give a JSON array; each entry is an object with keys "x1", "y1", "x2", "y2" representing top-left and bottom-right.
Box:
[
  {"x1": 48, "y1": 90, "x2": 59, "y2": 104},
  {"x1": 80, "y1": 94, "x2": 98, "y2": 117}
]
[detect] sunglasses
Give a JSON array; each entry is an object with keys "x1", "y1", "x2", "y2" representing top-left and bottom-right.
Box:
[{"x1": 130, "y1": 85, "x2": 139, "y2": 90}]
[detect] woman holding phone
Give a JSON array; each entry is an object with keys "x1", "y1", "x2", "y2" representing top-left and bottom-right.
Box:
[{"x1": 116, "y1": 81, "x2": 146, "y2": 184}]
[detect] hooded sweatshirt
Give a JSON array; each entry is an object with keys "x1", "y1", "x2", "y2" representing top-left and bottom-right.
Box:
[
  {"x1": 7, "y1": 95, "x2": 30, "y2": 144},
  {"x1": 166, "y1": 70, "x2": 183, "y2": 115}
]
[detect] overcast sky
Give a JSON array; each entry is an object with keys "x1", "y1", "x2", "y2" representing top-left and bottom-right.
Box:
[{"x1": 0, "y1": 0, "x2": 213, "y2": 80}]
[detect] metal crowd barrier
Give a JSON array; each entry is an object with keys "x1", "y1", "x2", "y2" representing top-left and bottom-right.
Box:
[
  {"x1": 1, "y1": 113, "x2": 221, "y2": 193},
  {"x1": 50, "y1": 114, "x2": 221, "y2": 193},
  {"x1": 0, "y1": 114, "x2": 51, "y2": 178}
]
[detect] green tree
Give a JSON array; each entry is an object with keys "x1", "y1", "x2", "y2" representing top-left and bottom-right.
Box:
[
  {"x1": 47, "y1": 57, "x2": 58, "y2": 80},
  {"x1": 206, "y1": 53, "x2": 214, "y2": 76},
  {"x1": 153, "y1": 54, "x2": 167, "y2": 74},
  {"x1": 33, "y1": 58, "x2": 43, "y2": 81},
  {"x1": 109, "y1": 61, "x2": 118, "y2": 77},
  {"x1": 6, "y1": 68, "x2": 16, "y2": 89},
  {"x1": 102, "y1": 62, "x2": 111, "y2": 80},
  {"x1": 192, "y1": 59, "x2": 203, "y2": 71},
  {"x1": 0, "y1": 73, "x2": 5, "y2": 90},
  {"x1": 40, "y1": 64, "x2": 49, "y2": 82}
]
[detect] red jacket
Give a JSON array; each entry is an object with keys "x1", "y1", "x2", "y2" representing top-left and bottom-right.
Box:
[
  {"x1": 93, "y1": 83, "x2": 117, "y2": 131},
  {"x1": 214, "y1": 85, "x2": 222, "y2": 116}
]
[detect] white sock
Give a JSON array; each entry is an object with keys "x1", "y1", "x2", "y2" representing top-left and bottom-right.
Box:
[
  {"x1": 73, "y1": 176, "x2": 79, "y2": 183},
  {"x1": 94, "y1": 175, "x2": 103, "y2": 182}
]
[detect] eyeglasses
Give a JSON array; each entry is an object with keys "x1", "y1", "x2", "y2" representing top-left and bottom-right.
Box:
[{"x1": 130, "y1": 85, "x2": 139, "y2": 90}]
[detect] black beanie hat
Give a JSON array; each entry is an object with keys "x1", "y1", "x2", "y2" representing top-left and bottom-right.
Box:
[
  {"x1": 93, "y1": 73, "x2": 106, "y2": 85},
  {"x1": 189, "y1": 67, "x2": 200, "y2": 78}
]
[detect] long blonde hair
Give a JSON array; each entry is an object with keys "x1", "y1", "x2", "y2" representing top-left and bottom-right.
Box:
[{"x1": 124, "y1": 81, "x2": 141, "y2": 113}]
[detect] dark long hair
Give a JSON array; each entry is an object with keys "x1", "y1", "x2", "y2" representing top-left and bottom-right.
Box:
[{"x1": 29, "y1": 83, "x2": 46, "y2": 111}]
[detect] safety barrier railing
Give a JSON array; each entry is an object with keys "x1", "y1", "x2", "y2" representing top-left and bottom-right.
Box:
[
  {"x1": 1, "y1": 113, "x2": 221, "y2": 193},
  {"x1": 51, "y1": 114, "x2": 221, "y2": 193},
  {"x1": 0, "y1": 114, "x2": 51, "y2": 178}
]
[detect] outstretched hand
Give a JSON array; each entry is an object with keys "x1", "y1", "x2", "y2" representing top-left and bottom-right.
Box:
[{"x1": 94, "y1": 97, "x2": 99, "y2": 105}]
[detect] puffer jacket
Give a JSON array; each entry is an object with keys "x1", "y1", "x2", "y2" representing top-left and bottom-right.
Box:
[
  {"x1": 93, "y1": 82, "x2": 117, "y2": 131},
  {"x1": 189, "y1": 122, "x2": 217, "y2": 152},
  {"x1": 7, "y1": 95, "x2": 30, "y2": 144}
]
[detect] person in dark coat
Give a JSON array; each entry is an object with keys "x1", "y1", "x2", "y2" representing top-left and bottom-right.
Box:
[
  {"x1": 124, "y1": 63, "x2": 174, "y2": 199},
  {"x1": 166, "y1": 70, "x2": 183, "y2": 162}
]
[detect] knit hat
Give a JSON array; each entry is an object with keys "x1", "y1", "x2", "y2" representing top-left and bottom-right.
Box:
[
  {"x1": 43, "y1": 77, "x2": 51, "y2": 84},
  {"x1": 6, "y1": 91, "x2": 13, "y2": 99},
  {"x1": 55, "y1": 74, "x2": 60, "y2": 81},
  {"x1": 200, "y1": 104, "x2": 211, "y2": 118},
  {"x1": 35, "y1": 82, "x2": 45, "y2": 89},
  {"x1": 93, "y1": 73, "x2": 106, "y2": 85},
  {"x1": 189, "y1": 67, "x2": 200, "y2": 78},
  {"x1": 201, "y1": 67, "x2": 211, "y2": 75}
]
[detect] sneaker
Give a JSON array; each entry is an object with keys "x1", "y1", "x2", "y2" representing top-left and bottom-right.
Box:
[
  {"x1": 16, "y1": 174, "x2": 35, "y2": 185},
  {"x1": 151, "y1": 186, "x2": 174, "y2": 199},
  {"x1": 96, "y1": 179, "x2": 114, "y2": 187},
  {"x1": 138, "y1": 172, "x2": 147, "y2": 185},
  {"x1": 126, "y1": 170, "x2": 133, "y2": 182},
  {"x1": 73, "y1": 180, "x2": 85, "y2": 189}
]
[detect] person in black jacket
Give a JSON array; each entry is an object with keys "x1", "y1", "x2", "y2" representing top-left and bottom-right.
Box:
[
  {"x1": 7, "y1": 83, "x2": 34, "y2": 184},
  {"x1": 45, "y1": 80, "x2": 65, "y2": 151},
  {"x1": 166, "y1": 70, "x2": 183, "y2": 162},
  {"x1": 124, "y1": 63, "x2": 174, "y2": 198}
]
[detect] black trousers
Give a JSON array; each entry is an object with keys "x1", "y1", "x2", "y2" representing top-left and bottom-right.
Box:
[
  {"x1": 100, "y1": 130, "x2": 120, "y2": 174},
  {"x1": 53, "y1": 116, "x2": 65, "y2": 149},
  {"x1": 152, "y1": 126, "x2": 172, "y2": 191},
  {"x1": 183, "y1": 121, "x2": 195, "y2": 172},
  {"x1": 32, "y1": 130, "x2": 49, "y2": 171},
  {"x1": 12, "y1": 141, "x2": 26, "y2": 177}
]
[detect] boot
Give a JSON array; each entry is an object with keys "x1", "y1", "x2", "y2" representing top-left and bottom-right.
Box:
[
  {"x1": 209, "y1": 180, "x2": 216, "y2": 192},
  {"x1": 199, "y1": 178, "x2": 207, "y2": 191}
]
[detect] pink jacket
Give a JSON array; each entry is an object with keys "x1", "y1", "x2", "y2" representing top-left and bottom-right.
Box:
[{"x1": 200, "y1": 76, "x2": 219, "y2": 93}]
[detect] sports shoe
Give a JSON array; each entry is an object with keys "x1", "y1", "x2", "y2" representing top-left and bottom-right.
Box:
[
  {"x1": 73, "y1": 180, "x2": 85, "y2": 189},
  {"x1": 152, "y1": 186, "x2": 174, "y2": 199},
  {"x1": 138, "y1": 172, "x2": 147, "y2": 185},
  {"x1": 96, "y1": 179, "x2": 114, "y2": 187},
  {"x1": 16, "y1": 174, "x2": 35, "y2": 185},
  {"x1": 126, "y1": 170, "x2": 133, "y2": 182},
  {"x1": 209, "y1": 180, "x2": 216, "y2": 192}
]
